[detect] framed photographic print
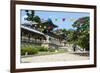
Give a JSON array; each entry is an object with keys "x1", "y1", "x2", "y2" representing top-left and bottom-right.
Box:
[{"x1": 10, "y1": 0, "x2": 97, "y2": 73}]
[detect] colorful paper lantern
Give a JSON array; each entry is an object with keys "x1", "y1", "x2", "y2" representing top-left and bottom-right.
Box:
[
  {"x1": 70, "y1": 18, "x2": 75, "y2": 21},
  {"x1": 40, "y1": 25, "x2": 41, "y2": 28},
  {"x1": 48, "y1": 26, "x2": 51, "y2": 30},
  {"x1": 44, "y1": 26, "x2": 46, "y2": 29},
  {"x1": 55, "y1": 18, "x2": 58, "y2": 21},
  {"x1": 62, "y1": 18, "x2": 66, "y2": 21}
]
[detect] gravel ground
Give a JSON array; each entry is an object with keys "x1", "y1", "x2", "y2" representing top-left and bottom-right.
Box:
[{"x1": 21, "y1": 52, "x2": 89, "y2": 63}]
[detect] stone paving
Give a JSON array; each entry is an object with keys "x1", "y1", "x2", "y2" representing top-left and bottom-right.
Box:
[{"x1": 21, "y1": 52, "x2": 89, "y2": 63}]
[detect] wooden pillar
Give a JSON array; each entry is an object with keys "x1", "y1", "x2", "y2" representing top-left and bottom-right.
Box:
[{"x1": 28, "y1": 33, "x2": 30, "y2": 42}]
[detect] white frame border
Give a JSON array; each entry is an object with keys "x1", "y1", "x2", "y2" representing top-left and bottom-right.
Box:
[{"x1": 15, "y1": 4, "x2": 94, "y2": 69}]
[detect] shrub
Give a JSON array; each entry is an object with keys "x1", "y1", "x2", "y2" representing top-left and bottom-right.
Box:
[
  {"x1": 38, "y1": 47, "x2": 48, "y2": 51},
  {"x1": 48, "y1": 49, "x2": 55, "y2": 52},
  {"x1": 21, "y1": 44, "x2": 57, "y2": 56},
  {"x1": 21, "y1": 46, "x2": 38, "y2": 55}
]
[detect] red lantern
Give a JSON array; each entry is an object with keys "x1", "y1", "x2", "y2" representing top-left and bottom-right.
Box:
[{"x1": 48, "y1": 26, "x2": 51, "y2": 30}]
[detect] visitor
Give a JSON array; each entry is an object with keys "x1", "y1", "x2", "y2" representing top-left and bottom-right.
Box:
[{"x1": 73, "y1": 44, "x2": 76, "y2": 52}]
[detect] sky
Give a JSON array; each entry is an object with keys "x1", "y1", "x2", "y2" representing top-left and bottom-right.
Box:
[{"x1": 21, "y1": 10, "x2": 90, "y2": 30}]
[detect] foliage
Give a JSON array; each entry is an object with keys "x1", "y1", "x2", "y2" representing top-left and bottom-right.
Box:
[
  {"x1": 65, "y1": 30, "x2": 74, "y2": 43},
  {"x1": 24, "y1": 10, "x2": 90, "y2": 51},
  {"x1": 48, "y1": 49, "x2": 55, "y2": 52},
  {"x1": 25, "y1": 10, "x2": 58, "y2": 33},
  {"x1": 25, "y1": 10, "x2": 34, "y2": 21},
  {"x1": 21, "y1": 45, "x2": 38, "y2": 55},
  {"x1": 33, "y1": 16, "x2": 41, "y2": 23},
  {"x1": 21, "y1": 44, "x2": 56, "y2": 56},
  {"x1": 72, "y1": 16, "x2": 90, "y2": 50},
  {"x1": 36, "y1": 46, "x2": 49, "y2": 52},
  {"x1": 56, "y1": 17, "x2": 90, "y2": 50}
]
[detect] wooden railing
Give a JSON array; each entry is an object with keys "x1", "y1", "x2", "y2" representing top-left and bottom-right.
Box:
[{"x1": 21, "y1": 36, "x2": 64, "y2": 46}]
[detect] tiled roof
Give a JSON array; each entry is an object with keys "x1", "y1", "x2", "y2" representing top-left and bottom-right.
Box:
[{"x1": 21, "y1": 25, "x2": 45, "y2": 36}]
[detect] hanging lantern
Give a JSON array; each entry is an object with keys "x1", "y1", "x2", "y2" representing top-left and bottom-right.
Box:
[
  {"x1": 44, "y1": 26, "x2": 46, "y2": 29},
  {"x1": 70, "y1": 18, "x2": 75, "y2": 21},
  {"x1": 40, "y1": 25, "x2": 41, "y2": 28},
  {"x1": 55, "y1": 18, "x2": 58, "y2": 21},
  {"x1": 62, "y1": 18, "x2": 66, "y2": 21},
  {"x1": 48, "y1": 26, "x2": 51, "y2": 30}
]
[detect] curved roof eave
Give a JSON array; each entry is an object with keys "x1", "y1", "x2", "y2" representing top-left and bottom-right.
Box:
[{"x1": 21, "y1": 25, "x2": 46, "y2": 37}]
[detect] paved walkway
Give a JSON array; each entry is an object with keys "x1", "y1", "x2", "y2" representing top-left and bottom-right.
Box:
[{"x1": 21, "y1": 52, "x2": 89, "y2": 63}]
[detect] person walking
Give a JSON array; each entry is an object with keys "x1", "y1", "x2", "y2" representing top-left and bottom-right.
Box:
[{"x1": 73, "y1": 44, "x2": 76, "y2": 52}]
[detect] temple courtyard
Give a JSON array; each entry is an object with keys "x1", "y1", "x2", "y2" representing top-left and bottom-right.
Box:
[{"x1": 21, "y1": 52, "x2": 89, "y2": 63}]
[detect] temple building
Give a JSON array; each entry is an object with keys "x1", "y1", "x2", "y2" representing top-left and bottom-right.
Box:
[{"x1": 21, "y1": 19, "x2": 67, "y2": 49}]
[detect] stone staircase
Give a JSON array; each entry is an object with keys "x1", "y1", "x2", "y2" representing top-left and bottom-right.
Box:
[{"x1": 59, "y1": 44, "x2": 89, "y2": 56}]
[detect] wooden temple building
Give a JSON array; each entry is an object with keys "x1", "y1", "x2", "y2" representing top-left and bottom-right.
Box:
[{"x1": 21, "y1": 19, "x2": 67, "y2": 49}]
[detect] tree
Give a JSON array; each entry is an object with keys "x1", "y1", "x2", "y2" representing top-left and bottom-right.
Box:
[
  {"x1": 25, "y1": 10, "x2": 35, "y2": 21},
  {"x1": 33, "y1": 16, "x2": 41, "y2": 23},
  {"x1": 72, "y1": 16, "x2": 90, "y2": 51},
  {"x1": 25, "y1": 10, "x2": 45, "y2": 32}
]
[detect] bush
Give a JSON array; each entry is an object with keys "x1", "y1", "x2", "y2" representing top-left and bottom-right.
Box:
[
  {"x1": 38, "y1": 47, "x2": 48, "y2": 51},
  {"x1": 48, "y1": 49, "x2": 55, "y2": 52},
  {"x1": 21, "y1": 46, "x2": 38, "y2": 55},
  {"x1": 21, "y1": 44, "x2": 57, "y2": 56},
  {"x1": 37, "y1": 46, "x2": 55, "y2": 52}
]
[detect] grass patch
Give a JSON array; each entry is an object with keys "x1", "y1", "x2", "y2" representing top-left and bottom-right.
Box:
[
  {"x1": 21, "y1": 44, "x2": 67, "y2": 56},
  {"x1": 21, "y1": 46, "x2": 38, "y2": 55},
  {"x1": 21, "y1": 44, "x2": 56, "y2": 56}
]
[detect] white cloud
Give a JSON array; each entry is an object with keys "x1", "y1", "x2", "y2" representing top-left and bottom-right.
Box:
[{"x1": 21, "y1": 15, "x2": 28, "y2": 24}]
